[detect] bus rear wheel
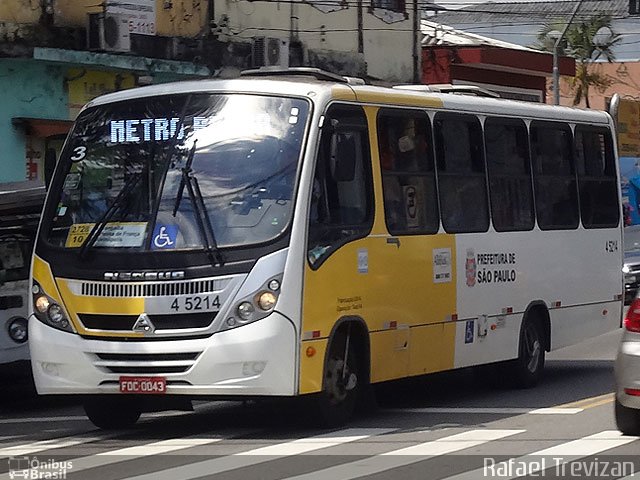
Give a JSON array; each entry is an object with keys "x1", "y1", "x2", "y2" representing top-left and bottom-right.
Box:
[
  {"x1": 83, "y1": 396, "x2": 142, "y2": 430},
  {"x1": 314, "y1": 333, "x2": 361, "y2": 427},
  {"x1": 510, "y1": 318, "x2": 545, "y2": 388}
]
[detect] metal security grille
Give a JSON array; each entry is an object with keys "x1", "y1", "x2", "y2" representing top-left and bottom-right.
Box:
[
  {"x1": 79, "y1": 278, "x2": 224, "y2": 297},
  {"x1": 93, "y1": 351, "x2": 201, "y2": 374}
]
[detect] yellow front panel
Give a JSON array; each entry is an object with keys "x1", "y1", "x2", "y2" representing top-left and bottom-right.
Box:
[
  {"x1": 33, "y1": 256, "x2": 145, "y2": 338},
  {"x1": 56, "y1": 280, "x2": 145, "y2": 338}
]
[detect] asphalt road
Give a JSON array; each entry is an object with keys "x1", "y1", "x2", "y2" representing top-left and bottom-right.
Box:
[{"x1": 0, "y1": 328, "x2": 637, "y2": 480}]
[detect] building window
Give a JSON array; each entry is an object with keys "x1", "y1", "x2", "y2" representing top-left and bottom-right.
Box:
[
  {"x1": 378, "y1": 109, "x2": 438, "y2": 235},
  {"x1": 434, "y1": 112, "x2": 489, "y2": 234},
  {"x1": 371, "y1": 0, "x2": 405, "y2": 13},
  {"x1": 630, "y1": 0, "x2": 640, "y2": 15}
]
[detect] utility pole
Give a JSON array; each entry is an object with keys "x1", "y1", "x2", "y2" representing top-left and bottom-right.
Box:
[
  {"x1": 552, "y1": 0, "x2": 584, "y2": 105},
  {"x1": 412, "y1": 0, "x2": 420, "y2": 83},
  {"x1": 357, "y1": 0, "x2": 363, "y2": 54}
]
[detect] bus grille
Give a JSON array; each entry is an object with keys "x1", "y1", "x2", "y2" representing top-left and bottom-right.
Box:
[
  {"x1": 77, "y1": 278, "x2": 226, "y2": 297},
  {"x1": 93, "y1": 352, "x2": 201, "y2": 374},
  {"x1": 78, "y1": 312, "x2": 216, "y2": 330}
]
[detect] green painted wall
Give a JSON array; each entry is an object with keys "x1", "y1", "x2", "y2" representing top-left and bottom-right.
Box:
[{"x1": 0, "y1": 60, "x2": 67, "y2": 183}]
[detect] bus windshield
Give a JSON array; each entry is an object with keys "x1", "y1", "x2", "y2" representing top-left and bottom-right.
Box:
[{"x1": 44, "y1": 93, "x2": 310, "y2": 252}]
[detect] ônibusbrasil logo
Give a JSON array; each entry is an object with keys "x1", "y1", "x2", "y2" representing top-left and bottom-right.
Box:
[{"x1": 8, "y1": 457, "x2": 72, "y2": 479}]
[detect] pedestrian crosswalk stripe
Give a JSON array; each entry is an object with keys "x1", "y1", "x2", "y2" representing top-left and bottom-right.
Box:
[
  {"x1": 0, "y1": 417, "x2": 88, "y2": 424},
  {"x1": 0, "y1": 411, "x2": 193, "y2": 425},
  {"x1": 124, "y1": 428, "x2": 396, "y2": 480},
  {"x1": 389, "y1": 407, "x2": 583, "y2": 415},
  {"x1": 0, "y1": 431, "x2": 122, "y2": 458},
  {"x1": 442, "y1": 430, "x2": 640, "y2": 480},
  {"x1": 281, "y1": 429, "x2": 524, "y2": 480},
  {"x1": 533, "y1": 430, "x2": 637, "y2": 456},
  {"x1": 7, "y1": 436, "x2": 231, "y2": 479}
]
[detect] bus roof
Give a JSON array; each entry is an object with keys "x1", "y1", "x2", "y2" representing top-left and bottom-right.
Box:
[{"x1": 85, "y1": 71, "x2": 611, "y2": 126}]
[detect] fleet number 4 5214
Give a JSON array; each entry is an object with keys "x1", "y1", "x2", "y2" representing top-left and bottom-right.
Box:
[{"x1": 170, "y1": 295, "x2": 221, "y2": 312}]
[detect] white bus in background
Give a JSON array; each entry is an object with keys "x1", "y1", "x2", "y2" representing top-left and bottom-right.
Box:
[{"x1": 0, "y1": 182, "x2": 45, "y2": 369}]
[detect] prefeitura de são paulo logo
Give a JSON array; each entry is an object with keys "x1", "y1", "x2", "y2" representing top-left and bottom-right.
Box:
[{"x1": 465, "y1": 248, "x2": 476, "y2": 287}]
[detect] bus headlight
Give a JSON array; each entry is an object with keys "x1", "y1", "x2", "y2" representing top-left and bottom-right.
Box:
[
  {"x1": 237, "y1": 302, "x2": 255, "y2": 320},
  {"x1": 31, "y1": 282, "x2": 74, "y2": 334},
  {"x1": 7, "y1": 317, "x2": 28, "y2": 344},
  {"x1": 35, "y1": 295, "x2": 50, "y2": 314},
  {"x1": 47, "y1": 304, "x2": 65, "y2": 324},
  {"x1": 257, "y1": 292, "x2": 277, "y2": 311},
  {"x1": 220, "y1": 275, "x2": 282, "y2": 332}
]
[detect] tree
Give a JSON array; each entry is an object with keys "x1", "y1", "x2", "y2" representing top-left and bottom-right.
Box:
[{"x1": 536, "y1": 14, "x2": 621, "y2": 108}]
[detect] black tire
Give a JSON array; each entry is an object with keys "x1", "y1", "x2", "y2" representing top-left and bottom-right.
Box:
[
  {"x1": 510, "y1": 318, "x2": 545, "y2": 389},
  {"x1": 615, "y1": 398, "x2": 640, "y2": 436},
  {"x1": 83, "y1": 396, "x2": 142, "y2": 430},
  {"x1": 313, "y1": 333, "x2": 361, "y2": 427}
]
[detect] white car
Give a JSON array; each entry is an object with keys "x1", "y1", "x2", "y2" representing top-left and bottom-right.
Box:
[{"x1": 615, "y1": 296, "x2": 640, "y2": 435}]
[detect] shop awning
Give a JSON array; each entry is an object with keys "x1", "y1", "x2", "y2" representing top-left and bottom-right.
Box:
[{"x1": 11, "y1": 117, "x2": 73, "y2": 137}]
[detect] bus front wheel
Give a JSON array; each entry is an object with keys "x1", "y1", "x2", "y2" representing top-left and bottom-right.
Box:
[
  {"x1": 314, "y1": 333, "x2": 361, "y2": 427},
  {"x1": 83, "y1": 396, "x2": 142, "y2": 430}
]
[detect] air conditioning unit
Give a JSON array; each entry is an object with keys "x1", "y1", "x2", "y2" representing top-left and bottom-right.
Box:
[
  {"x1": 252, "y1": 37, "x2": 289, "y2": 68},
  {"x1": 87, "y1": 12, "x2": 131, "y2": 53}
]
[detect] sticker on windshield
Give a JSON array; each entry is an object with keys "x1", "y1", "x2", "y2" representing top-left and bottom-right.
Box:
[
  {"x1": 63, "y1": 173, "x2": 81, "y2": 190},
  {"x1": 65, "y1": 222, "x2": 147, "y2": 248},
  {"x1": 151, "y1": 224, "x2": 178, "y2": 250}
]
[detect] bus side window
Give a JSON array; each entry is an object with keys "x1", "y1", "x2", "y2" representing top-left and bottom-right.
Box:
[
  {"x1": 307, "y1": 106, "x2": 373, "y2": 267},
  {"x1": 574, "y1": 127, "x2": 619, "y2": 228},
  {"x1": 377, "y1": 108, "x2": 438, "y2": 235},
  {"x1": 434, "y1": 112, "x2": 489, "y2": 234},
  {"x1": 530, "y1": 122, "x2": 579, "y2": 230},
  {"x1": 485, "y1": 117, "x2": 534, "y2": 232}
]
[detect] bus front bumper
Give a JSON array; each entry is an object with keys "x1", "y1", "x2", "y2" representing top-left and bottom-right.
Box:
[{"x1": 29, "y1": 312, "x2": 298, "y2": 396}]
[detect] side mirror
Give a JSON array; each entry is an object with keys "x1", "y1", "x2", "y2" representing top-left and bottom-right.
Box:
[{"x1": 330, "y1": 133, "x2": 357, "y2": 182}]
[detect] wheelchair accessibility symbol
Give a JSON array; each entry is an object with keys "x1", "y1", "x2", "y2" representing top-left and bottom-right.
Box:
[{"x1": 151, "y1": 225, "x2": 178, "y2": 249}]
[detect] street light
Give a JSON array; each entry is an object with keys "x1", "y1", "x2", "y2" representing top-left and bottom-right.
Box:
[{"x1": 551, "y1": 0, "x2": 585, "y2": 105}]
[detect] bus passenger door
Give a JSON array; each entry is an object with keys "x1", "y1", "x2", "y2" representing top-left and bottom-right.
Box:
[{"x1": 300, "y1": 104, "x2": 377, "y2": 393}]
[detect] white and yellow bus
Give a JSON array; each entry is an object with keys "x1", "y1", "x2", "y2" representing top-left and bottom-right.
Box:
[{"x1": 30, "y1": 68, "x2": 623, "y2": 429}]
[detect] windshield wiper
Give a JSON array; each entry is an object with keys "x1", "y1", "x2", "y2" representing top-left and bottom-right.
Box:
[
  {"x1": 172, "y1": 142, "x2": 224, "y2": 266},
  {"x1": 78, "y1": 172, "x2": 142, "y2": 259}
]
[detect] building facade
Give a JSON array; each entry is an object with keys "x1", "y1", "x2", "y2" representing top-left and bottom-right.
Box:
[
  {"x1": 1, "y1": 0, "x2": 418, "y2": 185},
  {"x1": 421, "y1": 21, "x2": 575, "y2": 103}
]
